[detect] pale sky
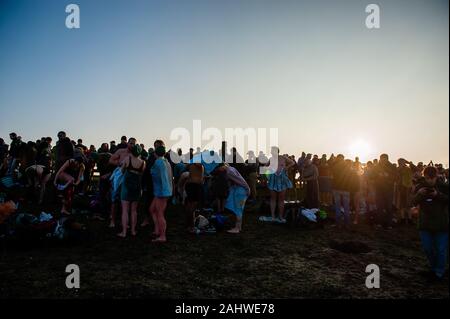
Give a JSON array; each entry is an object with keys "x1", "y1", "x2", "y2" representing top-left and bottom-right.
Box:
[{"x1": 0, "y1": 0, "x2": 448, "y2": 165}]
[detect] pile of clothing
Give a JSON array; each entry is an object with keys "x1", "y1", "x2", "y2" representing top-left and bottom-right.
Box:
[
  {"x1": 192, "y1": 208, "x2": 230, "y2": 234},
  {"x1": 296, "y1": 208, "x2": 328, "y2": 228},
  {"x1": 0, "y1": 207, "x2": 87, "y2": 242}
]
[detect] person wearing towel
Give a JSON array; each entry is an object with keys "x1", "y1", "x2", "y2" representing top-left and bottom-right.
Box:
[{"x1": 150, "y1": 143, "x2": 173, "y2": 243}]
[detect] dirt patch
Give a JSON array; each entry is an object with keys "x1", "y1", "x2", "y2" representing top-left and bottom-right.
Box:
[
  {"x1": 0, "y1": 200, "x2": 448, "y2": 299},
  {"x1": 329, "y1": 240, "x2": 372, "y2": 254}
]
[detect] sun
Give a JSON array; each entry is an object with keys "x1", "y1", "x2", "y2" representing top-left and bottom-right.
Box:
[{"x1": 348, "y1": 139, "x2": 372, "y2": 162}]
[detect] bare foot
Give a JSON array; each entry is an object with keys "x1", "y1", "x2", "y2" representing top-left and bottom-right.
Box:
[
  {"x1": 61, "y1": 210, "x2": 71, "y2": 216},
  {"x1": 131, "y1": 231, "x2": 137, "y2": 236},
  {"x1": 117, "y1": 232, "x2": 126, "y2": 238},
  {"x1": 141, "y1": 220, "x2": 150, "y2": 227},
  {"x1": 152, "y1": 237, "x2": 166, "y2": 243},
  {"x1": 227, "y1": 228, "x2": 241, "y2": 234},
  {"x1": 109, "y1": 221, "x2": 115, "y2": 228}
]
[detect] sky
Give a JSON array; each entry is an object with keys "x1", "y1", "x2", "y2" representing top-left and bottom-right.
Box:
[{"x1": 0, "y1": 0, "x2": 448, "y2": 165}]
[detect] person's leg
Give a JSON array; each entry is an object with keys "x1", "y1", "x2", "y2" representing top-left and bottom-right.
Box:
[
  {"x1": 154, "y1": 198, "x2": 168, "y2": 242},
  {"x1": 110, "y1": 202, "x2": 117, "y2": 227},
  {"x1": 57, "y1": 172, "x2": 75, "y2": 214},
  {"x1": 7, "y1": 157, "x2": 16, "y2": 175},
  {"x1": 319, "y1": 192, "x2": 325, "y2": 206},
  {"x1": 248, "y1": 172, "x2": 257, "y2": 200},
  {"x1": 434, "y1": 232, "x2": 449, "y2": 278},
  {"x1": 227, "y1": 216, "x2": 242, "y2": 233},
  {"x1": 57, "y1": 171, "x2": 74, "y2": 187},
  {"x1": 270, "y1": 190, "x2": 277, "y2": 220},
  {"x1": 342, "y1": 191, "x2": 350, "y2": 226},
  {"x1": 130, "y1": 201, "x2": 138, "y2": 236},
  {"x1": 118, "y1": 201, "x2": 129, "y2": 237},
  {"x1": 251, "y1": 173, "x2": 257, "y2": 200},
  {"x1": 419, "y1": 231, "x2": 436, "y2": 273},
  {"x1": 39, "y1": 173, "x2": 51, "y2": 204},
  {"x1": 236, "y1": 216, "x2": 242, "y2": 231},
  {"x1": 226, "y1": 187, "x2": 246, "y2": 233},
  {"x1": 313, "y1": 181, "x2": 320, "y2": 208},
  {"x1": 140, "y1": 194, "x2": 152, "y2": 227},
  {"x1": 62, "y1": 185, "x2": 74, "y2": 214},
  {"x1": 398, "y1": 186, "x2": 405, "y2": 223},
  {"x1": 375, "y1": 189, "x2": 385, "y2": 226},
  {"x1": 34, "y1": 165, "x2": 43, "y2": 188},
  {"x1": 333, "y1": 191, "x2": 342, "y2": 225},
  {"x1": 219, "y1": 198, "x2": 225, "y2": 214},
  {"x1": 109, "y1": 169, "x2": 123, "y2": 227},
  {"x1": 405, "y1": 188, "x2": 413, "y2": 223},
  {"x1": 353, "y1": 192, "x2": 360, "y2": 224},
  {"x1": 186, "y1": 201, "x2": 197, "y2": 232},
  {"x1": 277, "y1": 190, "x2": 286, "y2": 220},
  {"x1": 98, "y1": 178, "x2": 110, "y2": 220},
  {"x1": 149, "y1": 199, "x2": 159, "y2": 236},
  {"x1": 305, "y1": 182, "x2": 312, "y2": 208},
  {"x1": 384, "y1": 190, "x2": 394, "y2": 228}
]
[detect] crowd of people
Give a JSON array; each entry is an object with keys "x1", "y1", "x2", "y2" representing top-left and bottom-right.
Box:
[{"x1": 0, "y1": 131, "x2": 448, "y2": 280}]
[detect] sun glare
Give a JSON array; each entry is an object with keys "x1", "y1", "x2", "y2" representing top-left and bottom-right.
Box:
[{"x1": 349, "y1": 139, "x2": 372, "y2": 163}]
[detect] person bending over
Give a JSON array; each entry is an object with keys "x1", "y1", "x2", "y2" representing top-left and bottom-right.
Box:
[{"x1": 54, "y1": 156, "x2": 85, "y2": 215}]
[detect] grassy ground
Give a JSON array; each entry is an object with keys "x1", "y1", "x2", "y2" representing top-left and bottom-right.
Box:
[{"x1": 0, "y1": 194, "x2": 448, "y2": 299}]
